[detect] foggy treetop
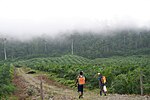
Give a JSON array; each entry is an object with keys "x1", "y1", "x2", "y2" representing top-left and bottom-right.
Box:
[{"x1": 0, "y1": 0, "x2": 150, "y2": 40}]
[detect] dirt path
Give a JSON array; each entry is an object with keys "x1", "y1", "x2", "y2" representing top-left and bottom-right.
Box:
[{"x1": 13, "y1": 68, "x2": 150, "y2": 100}]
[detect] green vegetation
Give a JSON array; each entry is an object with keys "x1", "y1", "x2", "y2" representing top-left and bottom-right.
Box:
[
  {"x1": 0, "y1": 62, "x2": 15, "y2": 99},
  {"x1": 15, "y1": 55, "x2": 150, "y2": 95},
  {"x1": 0, "y1": 30, "x2": 150, "y2": 96},
  {"x1": 0, "y1": 30, "x2": 150, "y2": 60}
]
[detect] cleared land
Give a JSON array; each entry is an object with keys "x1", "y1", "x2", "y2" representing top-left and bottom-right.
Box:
[{"x1": 12, "y1": 67, "x2": 149, "y2": 100}]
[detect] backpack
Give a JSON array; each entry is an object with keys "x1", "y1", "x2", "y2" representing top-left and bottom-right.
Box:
[
  {"x1": 101, "y1": 76, "x2": 106, "y2": 84},
  {"x1": 78, "y1": 75, "x2": 85, "y2": 85}
]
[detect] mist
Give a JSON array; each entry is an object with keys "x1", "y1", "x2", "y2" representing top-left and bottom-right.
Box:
[{"x1": 0, "y1": 0, "x2": 150, "y2": 41}]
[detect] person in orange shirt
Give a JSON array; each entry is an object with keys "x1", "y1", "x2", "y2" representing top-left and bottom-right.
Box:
[{"x1": 75, "y1": 71, "x2": 86, "y2": 99}]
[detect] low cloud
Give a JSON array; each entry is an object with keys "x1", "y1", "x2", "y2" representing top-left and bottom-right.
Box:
[{"x1": 0, "y1": 0, "x2": 150, "y2": 40}]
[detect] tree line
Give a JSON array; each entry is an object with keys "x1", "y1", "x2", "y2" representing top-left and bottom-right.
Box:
[{"x1": 0, "y1": 29, "x2": 150, "y2": 60}]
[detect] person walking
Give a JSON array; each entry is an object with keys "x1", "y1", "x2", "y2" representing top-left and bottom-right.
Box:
[
  {"x1": 98, "y1": 73, "x2": 107, "y2": 96},
  {"x1": 76, "y1": 71, "x2": 86, "y2": 99}
]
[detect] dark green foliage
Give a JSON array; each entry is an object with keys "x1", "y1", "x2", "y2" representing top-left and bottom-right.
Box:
[
  {"x1": 111, "y1": 74, "x2": 128, "y2": 94},
  {"x1": 0, "y1": 63, "x2": 15, "y2": 98},
  {"x1": 15, "y1": 55, "x2": 150, "y2": 94},
  {"x1": 0, "y1": 30, "x2": 150, "y2": 60}
]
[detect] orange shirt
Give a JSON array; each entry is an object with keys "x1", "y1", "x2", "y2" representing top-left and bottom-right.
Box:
[{"x1": 78, "y1": 75, "x2": 85, "y2": 85}]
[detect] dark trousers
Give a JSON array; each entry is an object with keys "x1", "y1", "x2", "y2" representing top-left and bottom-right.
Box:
[
  {"x1": 78, "y1": 84, "x2": 83, "y2": 92},
  {"x1": 100, "y1": 85, "x2": 106, "y2": 96},
  {"x1": 78, "y1": 84, "x2": 83, "y2": 98}
]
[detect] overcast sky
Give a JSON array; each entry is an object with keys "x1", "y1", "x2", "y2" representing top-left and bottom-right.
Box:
[{"x1": 0, "y1": 0, "x2": 150, "y2": 39}]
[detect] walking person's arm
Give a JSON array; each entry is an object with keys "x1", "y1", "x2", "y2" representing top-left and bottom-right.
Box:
[
  {"x1": 99, "y1": 80, "x2": 101, "y2": 88},
  {"x1": 75, "y1": 76, "x2": 79, "y2": 86}
]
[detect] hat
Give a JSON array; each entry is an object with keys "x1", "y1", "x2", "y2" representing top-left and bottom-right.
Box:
[{"x1": 98, "y1": 73, "x2": 100, "y2": 75}]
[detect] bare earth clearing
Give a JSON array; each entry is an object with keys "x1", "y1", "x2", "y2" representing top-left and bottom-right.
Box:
[{"x1": 12, "y1": 68, "x2": 150, "y2": 100}]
